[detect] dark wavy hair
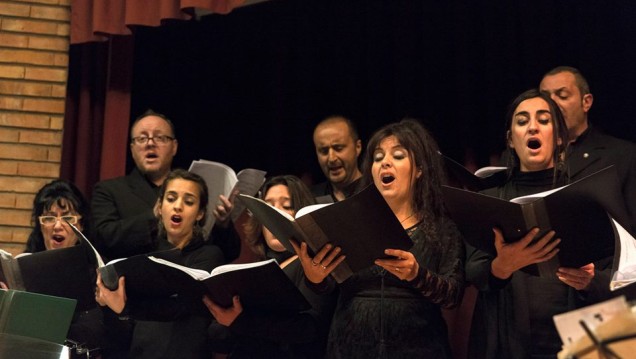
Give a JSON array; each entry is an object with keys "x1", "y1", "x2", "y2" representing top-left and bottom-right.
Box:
[
  {"x1": 503, "y1": 88, "x2": 569, "y2": 180},
  {"x1": 359, "y1": 118, "x2": 447, "y2": 219},
  {"x1": 260, "y1": 175, "x2": 317, "y2": 212},
  {"x1": 244, "y1": 175, "x2": 317, "y2": 259},
  {"x1": 156, "y1": 169, "x2": 209, "y2": 241},
  {"x1": 26, "y1": 179, "x2": 90, "y2": 253}
]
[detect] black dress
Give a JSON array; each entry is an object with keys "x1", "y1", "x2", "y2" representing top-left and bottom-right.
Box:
[
  {"x1": 466, "y1": 169, "x2": 614, "y2": 359},
  {"x1": 321, "y1": 215, "x2": 465, "y2": 359},
  {"x1": 124, "y1": 234, "x2": 225, "y2": 359}
]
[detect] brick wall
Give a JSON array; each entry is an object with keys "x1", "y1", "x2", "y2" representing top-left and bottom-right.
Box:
[{"x1": 0, "y1": 0, "x2": 70, "y2": 255}]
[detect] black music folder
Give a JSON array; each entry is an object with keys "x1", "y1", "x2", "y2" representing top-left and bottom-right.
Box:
[{"x1": 443, "y1": 166, "x2": 630, "y2": 276}]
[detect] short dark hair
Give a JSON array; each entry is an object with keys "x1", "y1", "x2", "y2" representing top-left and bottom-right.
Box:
[
  {"x1": 26, "y1": 179, "x2": 90, "y2": 253},
  {"x1": 543, "y1": 66, "x2": 591, "y2": 95},
  {"x1": 315, "y1": 115, "x2": 360, "y2": 142},
  {"x1": 129, "y1": 109, "x2": 176, "y2": 139}
]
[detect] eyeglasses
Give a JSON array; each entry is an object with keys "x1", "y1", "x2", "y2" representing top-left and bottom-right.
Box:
[
  {"x1": 38, "y1": 215, "x2": 81, "y2": 226},
  {"x1": 131, "y1": 135, "x2": 175, "y2": 145}
]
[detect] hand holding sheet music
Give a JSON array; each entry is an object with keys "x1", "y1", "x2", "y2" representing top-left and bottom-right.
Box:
[
  {"x1": 488, "y1": 227, "x2": 560, "y2": 279},
  {"x1": 189, "y1": 159, "x2": 266, "y2": 234},
  {"x1": 238, "y1": 184, "x2": 413, "y2": 283},
  {"x1": 68, "y1": 222, "x2": 309, "y2": 314},
  {"x1": 443, "y1": 166, "x2": 630, "y2": 277}
]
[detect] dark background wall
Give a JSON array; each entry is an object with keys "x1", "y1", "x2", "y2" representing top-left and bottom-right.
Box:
[{"x1": 129, "y1": 0, "x2": 636, "y2": 183}]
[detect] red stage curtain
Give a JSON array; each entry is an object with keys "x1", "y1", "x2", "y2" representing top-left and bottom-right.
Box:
[
  {"x1": 63, "y1": 0, "x2": 246, "y2": 197},
  {"x1": 70, "y1": 0, "x2": 246, "y2": 45}
]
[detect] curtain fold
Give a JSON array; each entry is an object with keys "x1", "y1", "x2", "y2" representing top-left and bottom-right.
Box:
[
  {"x1": 70, "y1": 0, "x2": 246, "y2": 44},
  {"x1": 63, "y1": 0, "x2": 246, "y2": 197},
  {"x1": 61, "y1": 36, "x2": 134, "y2": 197},
  {"x1": 61, "y1": 41, "x2": 107, "y2": 197}
]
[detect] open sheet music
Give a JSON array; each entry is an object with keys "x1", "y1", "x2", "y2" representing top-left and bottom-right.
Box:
[
  {"x1": 443, "y1": 166, "x2": 631, "y2": 277},
  {"x1": 0, "y1": 245, "x2": 96, "y2": 311},
  {"x1": 238, "y1": 184, "x2": 413, "y2": 283},
  {"x1": 69, "y1": 223, "x2": 308, "y2": 313}
]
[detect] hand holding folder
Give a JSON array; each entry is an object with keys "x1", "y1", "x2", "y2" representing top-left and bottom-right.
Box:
[
  {"x1": 238, "y1": 184, "x2": 414, "y2": 283},
  {"x1": 68, "y1": 223, "x2": 310, "y2": 315},
  {"x1": 443, "y1": 166, "x2": 631, "y2": 277}
]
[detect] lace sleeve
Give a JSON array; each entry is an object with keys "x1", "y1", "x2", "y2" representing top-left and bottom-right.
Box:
[{"x1": 408, "y1": 217, "x2": 465, "y2": 309}]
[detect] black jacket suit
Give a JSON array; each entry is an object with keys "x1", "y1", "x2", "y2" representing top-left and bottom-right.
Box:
[
  {"x1": 91, "y1": 168, "x2": 241, "y2": 263},
  {"x1": 566, "y1": 126, "x2": 636, "y2": 234},
  {"x1": 91, "y1": 167, "x2": 165, "y2": 260}
]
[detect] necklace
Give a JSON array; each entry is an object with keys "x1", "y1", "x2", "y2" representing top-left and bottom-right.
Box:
[{"x1": 399, "y1": 212, "x2": 415, "y2": 224}]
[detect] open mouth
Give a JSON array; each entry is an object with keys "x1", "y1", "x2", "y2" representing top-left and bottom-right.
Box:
[
  {"x1": 52, "y1": 235, "x2": 65, "y2": 243},
  {"x1": 527, "y1": 139, "x2": 542, "y2": 150},
  {"x1": 146, "y1": 153, "x2": 158, "y2": 159},
  {"x1": 381, "y1": 174, "x2": 395, "y2": 184},
  {"x1": 171, "y1": 215, "x2": 182, "y2": 223}
]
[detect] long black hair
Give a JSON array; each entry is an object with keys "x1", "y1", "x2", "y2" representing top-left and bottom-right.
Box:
[{"x1": 359, "y1": 118, "x2": 447, "y2": 219}]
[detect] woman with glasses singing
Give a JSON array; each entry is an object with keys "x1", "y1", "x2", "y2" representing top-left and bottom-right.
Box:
[
  {"x1": 23, "y1": 179, "x2": 106, "y2": 358},
  {"x1": 26, "y1": 179, "x2": 89, "y2": 252}
]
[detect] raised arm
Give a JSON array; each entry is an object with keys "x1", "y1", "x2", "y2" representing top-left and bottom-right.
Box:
[{"x1": 212, "y1": 190, "x2": 238, "y2": 228}]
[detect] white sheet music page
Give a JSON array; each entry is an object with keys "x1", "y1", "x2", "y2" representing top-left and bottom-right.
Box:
[{"x1": 610, "y1": 218, "x2": 636, "y2": 290}]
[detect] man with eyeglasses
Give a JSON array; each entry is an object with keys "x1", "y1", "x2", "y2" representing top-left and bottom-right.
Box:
[{"x1": 91, "y1": 109, "x2": 178, "y2": 260}]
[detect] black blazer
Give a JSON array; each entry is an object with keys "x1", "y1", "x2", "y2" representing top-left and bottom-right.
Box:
[
  {"x1": 566, "y1": 127, "x2": 636, "y2": 234},
  {"x1": 90, "y1": 167, "x2": 162, "y2": 259}
]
